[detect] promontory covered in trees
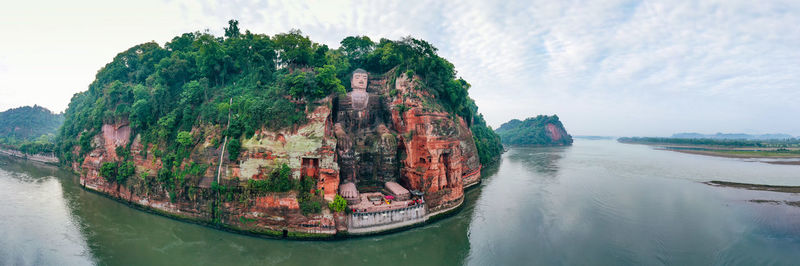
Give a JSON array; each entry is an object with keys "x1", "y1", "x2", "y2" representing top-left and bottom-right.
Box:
[
  {"x1": 54, "y1": 21, "x2": 502, "y2": 238},
  {"x1": 0, "y1": 105, "x2": 63, "y2": 157},
  {"x1": 495, "y1": 115, "x2": 573, "y2": 146}
]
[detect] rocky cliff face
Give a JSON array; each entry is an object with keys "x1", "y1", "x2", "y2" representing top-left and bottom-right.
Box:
[
  {"x1": 388, "y1": 73, "x2": 481, "y2": 210},
  {"x1": 77, "y1": 106, "x2": 338, "y2": 236},
  {"x1": 545, "y1": 123, "x2": 570, "y2": 143},
  {"x1": 73, "y1": 69, "x2": 482, "y2": 237}
]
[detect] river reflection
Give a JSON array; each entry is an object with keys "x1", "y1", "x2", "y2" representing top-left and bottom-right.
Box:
[
  {"x1": 506, "y1": 146, "x2": 567, "y2": 177},
  {"x1": 0, "y1": 156, "x2": 94, "y2": 265},
  {"x1": 465, "y1": 139, "x2": 800, "y2": 265},
  {"x1": 2, "y1": 140, "x2": 800, "y2": 265}
]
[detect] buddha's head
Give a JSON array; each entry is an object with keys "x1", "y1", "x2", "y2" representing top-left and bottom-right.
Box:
[{"x1": 351, "y1": 69, "x2": 368, "y2": 91}]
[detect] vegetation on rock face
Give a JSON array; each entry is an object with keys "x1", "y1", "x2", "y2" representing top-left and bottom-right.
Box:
[
  {"x1": 56, "y1": 20, "x2": 503, "y2": 203},
  {"x1": 0, "y1": 105, "x2": 63, "y2": 154},
  {"x1": 329, "y1": 194, "x2": 348, "y2": 213},
  {"x1": 471, "y1": 114, "x2": 504, "y2": 165},
  {"x1": 99, "y1": 161, "x2": 136, "y2": 184},
  {"x1": 244, "y1": 163, "x2": 322, "y2": 214},
  {"x1": 246, "y1": 164, "x2": 298, "y2": 193},
  {"x1": 495, "y1": 115, "x2": 573, "y2": 146}
]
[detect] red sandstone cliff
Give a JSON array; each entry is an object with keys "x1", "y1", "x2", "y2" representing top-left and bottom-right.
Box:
[
  {"x1": 73, "y1": 69, "x2": 482, "y2": 237},
  {"x1": 388, "y1": 73, "x2": 481, "y2": 211}
]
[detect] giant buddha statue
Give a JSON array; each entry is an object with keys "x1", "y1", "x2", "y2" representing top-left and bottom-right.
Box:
[{"x1": 350, "y1": 69, "x2": 369, "y2": 110}]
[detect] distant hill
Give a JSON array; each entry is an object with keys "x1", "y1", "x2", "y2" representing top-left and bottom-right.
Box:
[
  {"x1": 0, "y1": 105, "x2": 63, "y2": 154},
  {"x1": 671, "y1": 132, "x2": 794, "y2": 140},
  {"x1": 495, "y1": 115, "x2": 573, "y2": 146}
]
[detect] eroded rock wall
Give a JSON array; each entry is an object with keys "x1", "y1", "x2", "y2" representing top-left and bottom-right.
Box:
[
  {"x1": 235, "y1": 101, "x2": 340, "y2": 201},
  {"x1": 76, "y1": 104, "x2": 338, "y2": 236}
]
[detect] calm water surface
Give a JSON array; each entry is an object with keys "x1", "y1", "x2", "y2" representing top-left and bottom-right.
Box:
[{"x1": 1, "y1": 139, "x2": 799, "y2": 265}]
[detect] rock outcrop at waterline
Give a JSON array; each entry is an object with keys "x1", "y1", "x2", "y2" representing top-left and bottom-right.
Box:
[{"x1": 75, "y1": 69, "x2": 482, "y2": 237}]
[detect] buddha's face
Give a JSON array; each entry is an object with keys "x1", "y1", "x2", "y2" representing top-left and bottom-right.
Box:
[{"x1": 351, "y1": 72, "x2": 368, "y2": 90}]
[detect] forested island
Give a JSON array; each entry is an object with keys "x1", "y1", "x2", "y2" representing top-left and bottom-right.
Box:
[
  {"x1": 495, "y1": 115, "x2": 572, "y2": 146},
  {"x1": 0, "y1": 105, "x2": 63, "y2": 162},
  {"x1": 48, "y1": 20, "x2": 503, "y2": 238}
]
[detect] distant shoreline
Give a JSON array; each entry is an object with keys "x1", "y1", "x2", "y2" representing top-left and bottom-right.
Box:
[
  {"x1": 0, "y1": 148, "x2": 59, "y2": 165},
  {"x1": 618, "y1": 141, "x2": 800, "y2": 164},
  {"x1": 667, "y1": 148, "x2": 800, "y2": 161}
]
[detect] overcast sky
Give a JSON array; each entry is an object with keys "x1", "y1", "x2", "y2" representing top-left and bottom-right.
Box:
[{"x1": 1, "y1": 0, "x2": 798, "y2": 136}]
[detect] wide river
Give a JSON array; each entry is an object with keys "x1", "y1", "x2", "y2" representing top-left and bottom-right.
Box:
[{"x1": 2, "y1": 139, "x2": 800, "y2": 265}]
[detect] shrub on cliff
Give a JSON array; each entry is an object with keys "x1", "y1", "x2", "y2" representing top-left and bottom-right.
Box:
[
  {"x1": 226, "y1": 138, "x2": 241, "y2": 161},
  {"x1": 329, "y1": 194, "x2": 348, "y2": 213},
  {"x1": 176, "y1": 131, "x2": 193, "y2": 147},
  {"x1": 285, "y1": 64, "x2": 346, "y2": 100},
  {"x1": 246, "y1": 164, "x2": 297, "y2": 193},
  {"x1": 298, "y1": 193, "x2": 323, "y2": 215},
  {"x1": 99, "y1": 162, "x2": 117, "y2": 182},
  {"x1": 99, "y1": 161, "x2": 136, "y2": 184},
  {"x1": 117, "y1": 161, "x2": 136, "y2": 183}
]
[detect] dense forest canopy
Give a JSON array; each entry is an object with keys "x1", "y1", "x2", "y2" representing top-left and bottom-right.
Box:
[
  {"x1": 0, "y1": 105, "x2": 63, "y2": 154},
  {"x1": 56, "y1": 20, "x2": 503, "y2": 169},
  {"x1": 495, "y1": 115, "x2": 573, "y2": 146}
]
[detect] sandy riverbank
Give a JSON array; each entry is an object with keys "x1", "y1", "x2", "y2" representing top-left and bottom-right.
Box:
[
  {"x1": 705, "y1": 180, "x2": 800, "y2": 208},
  {"x1": 705, "y1": 180, "x2": 800, "y2": 193},
  {"x1": 668, "y1": 149, "x2": 800, "y2": 159}
]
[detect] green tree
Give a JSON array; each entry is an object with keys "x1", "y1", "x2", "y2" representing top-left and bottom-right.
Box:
[
  {"x1": 196, "y1": 34, "x2": 229, "y2": 85},
  {"x1": 100, "y1": 162, "x2": 117, "y2": 182},
  {"x1": 340, "y1": 36, "x2": 374, "y2": 66},
  {"x1": 227, "y1": 138, "x2": 241, "y2": 161},
  {"x1": 224, "y1": 19, "x2": 240, "y2": 38},
  {"x1": 273, "y1": 29, "x2": 313, "y2": 67},
  {"x1": 176, "y1": 131, "x2": 193, "y2": 147},
  {"x1": 285, "y1": 71, "x2": 316, "y2": 99},
  {"x1": 117, "y1": 161, "x2": 136, "y2": 183},
  {"x1": 329, "y1": 194, "x2": 348, "y2": 212},
  {"x1": 314, "y1": 64, "x2": 345, "y2": 97}
]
